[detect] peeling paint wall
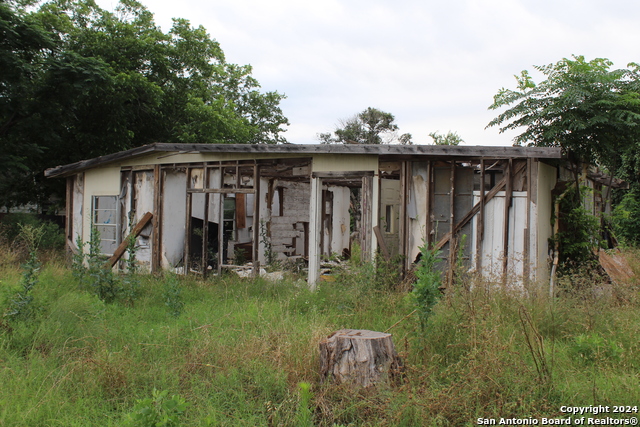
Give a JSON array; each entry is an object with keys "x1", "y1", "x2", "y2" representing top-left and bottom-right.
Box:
[
  {"x1": 161, "y1": 169, "x2": 187, "y2": 269},
  {"x1": 407, "y1": 163, "x2": 428, "y2": 263},
  {"x1": 71, "y1": 173, "x2": 84, "y2": 247},
  {"x1": 131, "y1": 171, "x2": 155, "y2": 270},
  {"x1": 82, "y1": 167, "x2": 121, "y2": 252}
]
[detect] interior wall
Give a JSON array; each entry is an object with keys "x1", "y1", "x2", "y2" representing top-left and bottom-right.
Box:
[
  {"x1": 269, "y1": 180, "x2": 310, "y2": 259},
  {"x1": 327, "y1": 185, "x2": 350, "y2": 257},
  {"x1": 407, "y1": 163, "x2": 428, "y2": 263},
  {"x1": 379, "y1": 178, "x2": 401, "y2": 258}
]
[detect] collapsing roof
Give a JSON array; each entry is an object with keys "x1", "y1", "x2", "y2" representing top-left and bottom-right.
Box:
[
  {"x1": 48, "y1": 143, "x2": 575, "y2": 288},
  {"x1": 45, "y1": 143, "x2": 562, "y2": 178}
]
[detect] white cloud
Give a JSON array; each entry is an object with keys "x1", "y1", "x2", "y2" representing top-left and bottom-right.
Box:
[{"x1": 96, "y1": 0, "x2": 640, "y2": 146}]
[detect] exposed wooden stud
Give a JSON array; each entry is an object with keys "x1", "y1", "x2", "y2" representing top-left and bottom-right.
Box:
[
  {"x1": 448, "y1": 161, "x2": 456, "y2": 288},
  {"x1": 399, "y1": 161, "x2": 409, "y2": 271},
  {"x1": 308, "y1": 176, "x2": 321, "y2": 289},
  {"x1": 361, "y1": 175, "x2": 373, "y2": 260},
  {"x1": 425, "y1": 161, "x2": 433, "y2": 247},
  {"x1": 434, "y1": 162, "x2": 526, "y2": 251},
  {"x1": 475, "y1": 158, "x2": 485, "y2": 272},
  {"x1": 524, "y1": 158, "x2": 532, "y2": 280},
  {"x1": 184, "y1": 169, "x2": 193, "y2": 273},
  {"x1": 502, "y1": 159, "x2": 513, "y2": 278},
  {"x1": 202, "y1": 167, "x2": 210, "y2": 276},
  {"x1": 217, "y1": 171, "x2": 224, "y2": 277},
  {"x1": 373, "y1": 225, "x2": 391, "y2": 260},
  {"x1": 66, "y1": 176, "x2": 73, "y2": 245},
  {"x1": 152, "y1": 164, "x2": 162, "y2": 272},
  {"x1": 530, "y1": 159, "x2": 539, "y2": 279},
  {"x1": 252, "y1": 163, "x2": 261, "y2": 276}
]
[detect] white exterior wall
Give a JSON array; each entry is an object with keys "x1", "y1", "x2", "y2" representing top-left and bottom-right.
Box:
[
  {"x1": 81, "y1": 166, "x2": 121, "y2": 253},
  {"x1": 536, "y1": 162, "x2": 557, "y2": 283}
]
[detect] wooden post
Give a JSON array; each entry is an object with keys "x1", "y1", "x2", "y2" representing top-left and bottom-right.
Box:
[
  {"x1": 502, "y1": 159, "x2": 513, "y2": 279},
  {"x1": 252, "y1": 163, "x2": 261, "y2": 277},
  {"x1": 448, "y1": 161, "x2": 456, "y2": 288},
  {"x1": 425, "y1": 161, "x2": 433, "y2": 247},
  {"x1": 202, "y1": 166, "x2": 210, "y2": 276},
  {"x1": 475, "y1": 158, "x2": 485, "y2": 271},
  {"x1": 524, "y1": 158, "x2": 532, "y2": 280},
  {"x1": 373, "y1": 225, "x2": 391, "y2": 261},
  {"x1": 152, "y1": 165, "x2": 161, "y2": 272},
  {"x1": 184, "y1": 169, "x2": 193, "y2": 273},
  {"x1": 308, "y1": 176, "x2": 321, "y2": 289},
  {"x1": 319, "y1": 329, "x2": 403, "y2": 388}
]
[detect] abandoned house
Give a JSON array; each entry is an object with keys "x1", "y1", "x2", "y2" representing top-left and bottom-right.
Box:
[{"x1": 44, "y1": 143, "x2": 612, "y2": 288}]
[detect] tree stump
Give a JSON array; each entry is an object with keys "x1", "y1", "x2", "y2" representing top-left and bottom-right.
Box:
[{"x1": 319, "y1": 329, "x2": 403, "y2": 388}]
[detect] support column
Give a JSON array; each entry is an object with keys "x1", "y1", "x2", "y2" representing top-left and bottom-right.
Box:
[{"x1": 308, "y1": 176, "x2": 322, "y2": 290}]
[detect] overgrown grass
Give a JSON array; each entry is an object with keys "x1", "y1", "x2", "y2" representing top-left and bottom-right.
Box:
[{"x1": 0, "y1": 244, "x2": 639, "y2": 426}]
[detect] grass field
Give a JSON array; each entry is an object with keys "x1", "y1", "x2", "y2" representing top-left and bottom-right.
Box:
[{"x1": 0, "y1": 245, "x2": 639, "y2": 426}]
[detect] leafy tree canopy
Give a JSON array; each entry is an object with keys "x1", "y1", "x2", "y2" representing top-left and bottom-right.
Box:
[
  {"x1": 487, "y1": 55, "x2": 640, "y2": 184},
  {"x1": 318, "y1": 107, "x2": 412, "y2": 145},
  {"x1": 0, "y1": 0, "x2": 289, "y2": 208},
  {"x1": 428, "y1": 131, "x2": 463, "y2": 146}
]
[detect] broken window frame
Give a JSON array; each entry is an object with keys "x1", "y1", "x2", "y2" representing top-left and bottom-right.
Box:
[
  {"x1": 92, "y1": 195, "x2": 119, "y2": 256},
  {"x1": 184, "y1": 161, "x2": 258, "y2": 275}
]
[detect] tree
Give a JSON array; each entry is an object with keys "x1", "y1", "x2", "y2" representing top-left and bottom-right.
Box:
[
  {"x1": 488, "y1": 55, "x2": 640, "y2": 254},
  {"x1": 428, "y1": 131, "x2": 463, "y2": 146},
  {"x1": 0, "y1": 0, "x2": 289, "y2": 208},
  {"x1": 318, "y1": 107, "x2": 412, "y2": 145},
  {"x1": 487, "y1": 55, "x2": 640, "y2": 182}
]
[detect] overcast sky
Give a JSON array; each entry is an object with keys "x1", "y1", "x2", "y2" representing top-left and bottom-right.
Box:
[{"x1": 98, "y1": 0, "x2": 640, "y2": 146}]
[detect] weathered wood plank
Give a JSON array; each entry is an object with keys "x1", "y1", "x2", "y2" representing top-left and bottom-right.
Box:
[
  {"x1": 105, "y1": 212, "x2": 153, "y2": 268},
  {"x1": 373, "y1": 225, "x2": 391, "y2": 261}
]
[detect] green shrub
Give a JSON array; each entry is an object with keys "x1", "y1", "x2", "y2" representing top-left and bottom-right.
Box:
[
  {"x1": 0, "y1": 213, "x2": 64, "y2": 251},
  {"x1": 4, "y1": 224, "x2": 44, "y2": 324},
  {"x1": 296, "y1": 382, "x2": 313, "y2": 427},
  {"x1": 570, "y1": 333, "x2": 623, "y2": 365},
  {"x1": 163, "y1": 274, "x2": 184, "y2": 317},
  {"x1": 409, "y1": 241, "x2": 442, "y2": 331},
  {"x1": 611, "y1": 188, "x2": 640, "y2": 246},
  {"x1": 124, "y1": 389, "x2": 189, "y2": 427}
]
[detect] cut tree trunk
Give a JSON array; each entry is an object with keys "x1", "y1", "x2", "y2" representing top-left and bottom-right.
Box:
[{"x1": 319, "y1": 329, "x2": 403, "y2": 388}]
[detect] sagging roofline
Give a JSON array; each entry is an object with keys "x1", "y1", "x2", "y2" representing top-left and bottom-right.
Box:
[{"x1": 45, "y1": 143, "x2": 563, "y2": 178}]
